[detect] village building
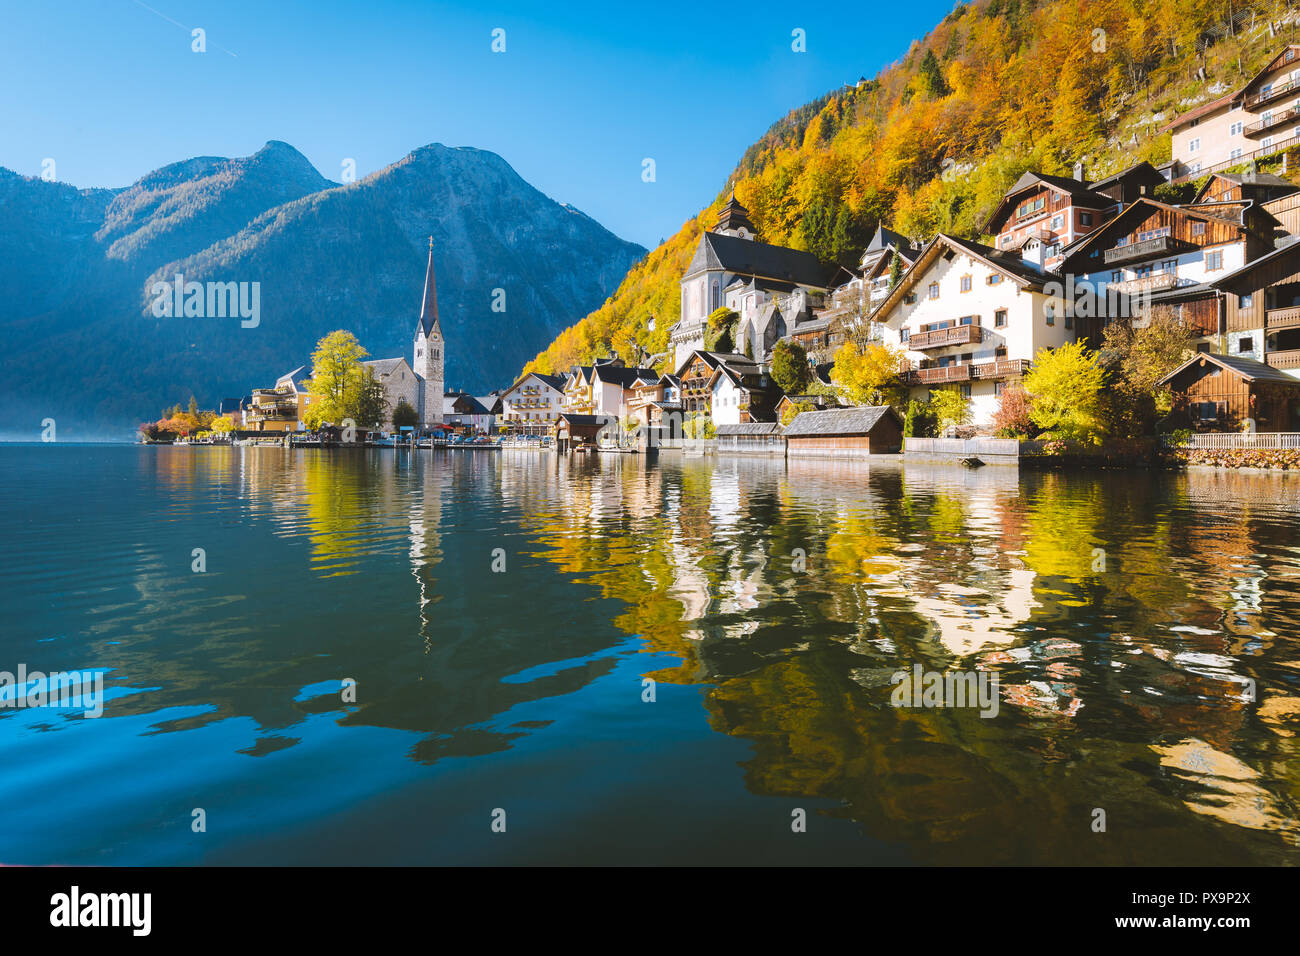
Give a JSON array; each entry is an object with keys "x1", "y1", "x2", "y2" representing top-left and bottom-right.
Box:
[
  {"x1": 983, "y1": 164, "x2": 1161, "y2": 272},
  {"x1": 1158, "y1": 351, "x2": 1300, "y2": 431},
  {"x1": 1191, "y1": 170, "x2": 1300, "y2": 206},
  {"x1": 715, "y1": 422, "x2": 786, "y2": 455},
  {"x1": 871, "y1": 234, "x2": 1094, "y2": 427},
  {"x1": 1061, "y1": 197, "x2": 1279, "y2": 346},
  {"x1": 554, "y1": 413, "x2": 611, "y2": 452},
  {"x1": 816, "y1": 225, "x2": 922, "y2": 360},
  {"x1": 707, "y1": 355, "x2": 781, "y2": 425},
  {"x1": 246, "y1": 366, "x2": 315, "y2": 432},
  {"x1": 443, "y1": 392, "x2": 495, "y2": 433},
  {"x1": 500, "y1": 372, "x2": 566, "y2": 434},
  {"x1": 625, "y1": 373, "x2": 682, "y2": 438},
  {"x1": 775, "y1": 392, "x2": 845, "y2": 422},
  {"x1": 362, "y1": 356, "x2": 422, "y2": 429},
  {"x1": 1208, "y1": 238, "x2": 1300, "y2": 373},
  {"x1": 1163, "y1": 45, "x2": 1300, "y2": 180},
  {"x1": 670, "y1": 194, "x2": 829, "y2": 367},
  {"x1": 562, "y1": 358, "x2": 657, "y2": 418},
  {"x1": 782, "y1": 406, "x2": 904, "y2": 457}
]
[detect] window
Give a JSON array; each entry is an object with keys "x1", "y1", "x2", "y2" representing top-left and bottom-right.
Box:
[
  {"x1": 1188, "y1": 137, "x2": 1201, "y2": 153},
  {"x1": 1240, "y1": 294, "x2": 1253, "y2": 308},
  {"x1": 987, "y1": 273, "x2": 1003, "y2": 285},
  {"x1": 1189, "y1": 162, "x2": 1201, "y2": 174},
  {"x1": 960, "y1": 275, "x2": 972, "y2": 292},
  {"x1": 1080, "y1": 212, "x2": 1094, "y2": 227},
  {"x1": 1192, "y1": 221, "x2": 1205, "y2": 236},
  {"x1": 1263, "y1": 136, "x2": 1274, "y2": 149},
  {"x1": 1111, "y1": 270, "x2": 1123, "y2": 283},
  {"x1": 1230, "y1": 148, "x2": 1243, "y2": 160},
  {"x1": 960, "y1": 384, "x2": 972, "y2": 399},
  {"x1": 995, "y1": 309, "x2": 1007, "y2": 327},
  {"x1": 1206, "y1": 249, "x2": 1223, "y2": 271},
  {"x1": 928, "y1": 282, "x2": 939, "y2": 300},
  {"x1": 1197, "y1": 401, "x2": 1218, "y2": 422},
  {"x1": 1016, "y1": 196, "x2": 1046, "y2": 219},
  {"x1": 994, "y1": 381, "x2": 1006, "y2": 397},
  {"x1": 959, "y1": 315, "x2": 976, "y2": 326},
  {"x1": 904, "y1": 293, "x2": 917, "y2": 304},
  {"x1": 1229, "y1": 121, "x2": 1243, "y2": 136},
  {"x1": 1045, "y1": 304, "x2": 1055, "y2": 325},
  {"x1": 1239, "y1": 336, "x2": 1254, "y2": 353},
  {"x1": 995, "y1": 346, "x2": 1008, "y2": 358},
  {"x1": 1050, "y1": 215, "x2": 1064, "y2": 230}
]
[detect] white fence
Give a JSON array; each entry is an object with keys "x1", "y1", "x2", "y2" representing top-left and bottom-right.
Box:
[
  {"x1": 1173, "y1": 432, "x2": 1300, "y2": 450},
  {"x1": 904, "y1": 437, "x2": 1022, "y2": 457}
]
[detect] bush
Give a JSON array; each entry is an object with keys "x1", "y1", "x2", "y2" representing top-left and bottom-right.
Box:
[
  {"x1": 903, "y1": 399, "x2": 937, "y2": 438},
  {"x1": 991, "y1": 383, "x2": 1035, "y2": 439}
]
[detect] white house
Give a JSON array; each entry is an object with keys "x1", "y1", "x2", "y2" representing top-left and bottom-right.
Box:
[{"x1": 500, "y1": 372, "x2": 567, "y2": 434}]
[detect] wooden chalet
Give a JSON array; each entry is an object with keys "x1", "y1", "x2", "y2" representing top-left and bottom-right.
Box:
[
  {"x1": 1159, "y1": 352, "x2": 1300, "y2": 432},
  {"x1": 1209, "y1": 238, "x2": 1300, "y2": 372},
  {"x1": 1192, "y1": 171, "x2": 1300, "y2": 206}
]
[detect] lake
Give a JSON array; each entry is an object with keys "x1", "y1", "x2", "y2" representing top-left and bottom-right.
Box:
[{"x1": 1, "y1": 443, "x2": 1298, "y2": 865}]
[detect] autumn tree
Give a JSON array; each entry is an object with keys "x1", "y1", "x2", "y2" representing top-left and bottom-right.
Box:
[
  {"x1": 303, "y1": 330, "x2": 369, "y2": 427},
  {"x1": 990, "y1": 383, "x2": 1035, "y2": 438},
  {"x1": 831, "y1": 341, "x2": 906, "y2": 406},
  {"x1": 705, "y1": 307, "x2": 740, "y2": 353},
  {"x1": 1022, "y1": 340, "x2": 1108, "y2": 444}
]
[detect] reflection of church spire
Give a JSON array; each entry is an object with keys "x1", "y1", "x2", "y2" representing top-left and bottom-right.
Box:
[{"x1": 408, "y1": 453, "x2": 445, "y2": 651}]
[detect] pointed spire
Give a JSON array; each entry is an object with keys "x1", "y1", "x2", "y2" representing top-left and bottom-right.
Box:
[{"x1": 417, "y1": 235, "x2": 440, "y2": 337}]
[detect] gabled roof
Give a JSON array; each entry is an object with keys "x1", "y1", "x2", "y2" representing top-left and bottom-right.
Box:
[
  {"x1": 1158, "y1": 90, "x2": 1239, "y2": 134},
  {"x1": 276, "y1": 366, "x2": 309, "y2": 390},
  {"x1": 1158, "y1": 351, "x2": 1300, "y2": 387},
  {"x1": 873, "y1": 233, "x2": 1055, "y2": 321},
  {"x1": 1192, "y1": 171, "x2": 1300, "y2": 204},
  {"x1": 684, "y1": 231, "x2": 829, "y2": 288},
  {"x1": 444, "y1": 393, "x2": 490, "y2": 416},
  {"x1": 983, "y1": 170, "x2": 1111, "y2": 233},
  {"x1": 1060, "y1": 197, "x2": 1251, "y2": 271},
  {"x1": 783, "y1": 405, "x2": 902, "y2": 436},
  {"x1": 363, "y1": 357, "x2": 412, "y2": 379},
  {"x1": 716, "y1": 422, "x2": 784, "y2": 436},
  {"x1": 1088, "y1": 161, "x2": 1166, "y2": 194},
  {"x1": 593, "y1": 364, "x2": 658, "y2": 388},
  {"x1": 674, "y1": 349, "x2": 753, "y2": 377},
  {"x1": 1238, "y1": 44, "x2": 1300, "y2": 101}
]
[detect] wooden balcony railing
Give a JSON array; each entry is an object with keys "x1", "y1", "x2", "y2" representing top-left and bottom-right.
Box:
[
  {"x1": 1109, "y1": 273, "x2": 1180, "y2": 295},
  {"x1": 1266, "y1": 306, "x2": 1300, "y2": 329},
  {"x1": 1244, "y1": 106, "x2": 1300, "y2": 136},
  {"x1": 970, "y1": 358, "x2": 1031, "y2": 379},
  {"x1": 1265, "y1": 348, "x2": 1300, "y2": 369},
  {"x1": 1104, "y1": 235, "x2": 1181, "y2": 265},
  {"x1": 1244, "y1": 75, "x2": 1300, "y2": 110},
  {"x1": 902, "y1": 358, "x2": 1029, "y2": 385},
  {"x1": 908, "y1": 324, "x2": 983, "y2": 350}
]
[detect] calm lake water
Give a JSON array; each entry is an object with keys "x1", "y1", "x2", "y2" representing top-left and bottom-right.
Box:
[{"x1": 2, "y1": 443, "x2": 1299, "y2": 865}]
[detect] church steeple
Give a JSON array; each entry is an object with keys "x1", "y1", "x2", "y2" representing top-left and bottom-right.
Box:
[
  {"x1": 417, "y1": 235, "x2": 441, "y2": 337},
  {"x1": 714, "y1": 191, "x2": 756, "y2": 240}
]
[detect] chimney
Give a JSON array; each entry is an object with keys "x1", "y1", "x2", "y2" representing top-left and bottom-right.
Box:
[{"x1": 1073, "y1": 161, "x2": 1086, "y2": 181}]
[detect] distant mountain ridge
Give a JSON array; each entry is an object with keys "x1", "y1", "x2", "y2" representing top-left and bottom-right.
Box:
[{"x1": 0, "y1": 141, "x2": 645, "y2": 437}]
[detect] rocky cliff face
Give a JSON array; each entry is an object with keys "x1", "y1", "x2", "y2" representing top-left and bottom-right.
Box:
[{"x1": 0, "y1": 141, "x2": 644, "y2": 436}]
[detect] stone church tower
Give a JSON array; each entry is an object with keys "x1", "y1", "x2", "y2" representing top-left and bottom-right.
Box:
[{"x1": 412, "y1": 237, "x2": 444, "y2": 426}]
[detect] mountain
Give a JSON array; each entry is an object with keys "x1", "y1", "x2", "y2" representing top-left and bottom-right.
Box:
[
  {"x1": 523, "y1": 0, "x2": 1279, "y2": 377},
  {"x1": 0, "y1": 141, "x2": 645, "y2": 437}
]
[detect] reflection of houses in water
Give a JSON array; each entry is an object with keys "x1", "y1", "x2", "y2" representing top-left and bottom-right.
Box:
[{"x1": 1152, "y1": 738, "x2": 1299, "y2": 840}]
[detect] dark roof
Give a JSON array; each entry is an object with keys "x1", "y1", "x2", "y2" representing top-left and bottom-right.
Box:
[
  {"x1": 594, "y1": 365, "x2": 658, "y2": 388},
  {"x1": 943, "y1": 234, "x2": 1057, "y2": 286},
  {"x1": 1192, "y1": 171, "x2": 1300, "y2": 204},
  {"x1": 444, "y1": 394, "x2": 490, "y2": 416},
  {"x1": 783, "y1": 405, "x2": 901, "y2": 436},
  {"x1": 716, "y1": 422, "x2": 784, "y2": 436},
  {"x1": 1212, "y1": 237, "x2": 1300, "y2": 294},
  {"x1": 715, "y1": 192, "x2": 756, "y2": 234},
  {"x1": 684, "y1": 231, "x2": 829, "y2": 287},
  {"x1": 557, "y1": 413, "x2": 614, "y2": 426},
  {"x1": 1159, "y1": 90, "x2": 1239, "y2": 133},
  {"x1": 983, "y1": 170, "x2": 1112, "y2": 233},
  {"x1": 1088, "y1": 161, "x2": 1166, "y2": 192},
  {"x1": 1159, "y1": 352, "x2": 1300, "y2": 387}
]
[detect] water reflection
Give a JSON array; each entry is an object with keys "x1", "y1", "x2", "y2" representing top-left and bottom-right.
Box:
[{"x1": 2, "y1": 444, "x2": 1299, "y2": 864}]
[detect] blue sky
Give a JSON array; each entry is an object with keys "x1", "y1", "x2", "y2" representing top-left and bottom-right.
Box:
[{"x1": 1, "y1": 0, "x2": 956, "y2": 248}]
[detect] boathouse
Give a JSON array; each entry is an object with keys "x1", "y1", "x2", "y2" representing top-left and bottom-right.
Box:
[
  {"x1": 783, "y1": 406, "x2": 904, "y2": 458},
  {"x1": 1158, "y1": 352, "x2": 1300, "y2": 431},
  {"x1": 716, "y1": 422, "x2": 786, "y2": 455}
]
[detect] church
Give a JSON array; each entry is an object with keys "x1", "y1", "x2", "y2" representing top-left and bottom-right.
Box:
[
  {"x1": 669, "y1": 194, "x2": 831, "y2": 368},
  {"x1": 364, "y1": 238, "x2": 445, "y2": 430}
]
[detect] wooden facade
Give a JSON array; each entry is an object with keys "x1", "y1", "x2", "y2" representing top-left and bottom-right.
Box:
[
  {"x1": 1161, "y1": 355, "x2": 1300, "y2": 431},
  {"x1": 676, "y1": 352, "x2": 717, "y2": 415}
]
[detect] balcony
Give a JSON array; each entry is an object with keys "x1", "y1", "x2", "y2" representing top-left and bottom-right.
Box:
[
  {"x1": 1103, "y1": 235, "x2": 1185, "y2": 265},
  {"x1": 907, "y1": 324, "x2": 983, "y2": 350},
  {"x1": 1108, "y1": 273, "x2": 1180, "y2": 295},
  {"x1": 1243, "y1": 75, "x2": 1300, "y2": 110},
  {"x1": 1265, "y1": 349, "x2": 1300, "y2": 369},
  {"x1": 971, "y1": 358, "x2": 1031, "y2": 379},
  {"x1": 1266, "y1": 306, "x2": 1300, "y2": 329},
  {"x1": 902, "y1": 358, "x2": 1029, "y2": 386},
  {"x1": 1244, "y1": 106, "x2": 1300, "y2": 137}
]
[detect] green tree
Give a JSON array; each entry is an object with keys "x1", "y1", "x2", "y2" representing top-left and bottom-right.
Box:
[
  {"x1": 353, "y1": 368, "x2": 388, "y2": 429},
  {"x1": 928, "y1": 388, "x2": 971, "y2": 434},
  {"x1": 1023, "y1": 340, "x2": 1108, "y2": 444},
  {"x1": 771, "y1": 339, "x2": 812, "y2": 394},
  {"x1": 903, "y1": 399, "x2": 937, "y2": 438},
  {"x1": 781, "y1": 401, "x2": 816, "y2": 425},
  {"x1": 705, "y1": 307, "x2": 739, "y2": 353},
  {"x1": 391, "y1": 398, "x2": 420, "y2": 430}
]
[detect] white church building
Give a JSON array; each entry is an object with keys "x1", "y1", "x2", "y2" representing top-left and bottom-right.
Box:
[{"x1": 365, "y1": 238, "x2": 445, "y2": 430}]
